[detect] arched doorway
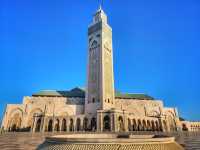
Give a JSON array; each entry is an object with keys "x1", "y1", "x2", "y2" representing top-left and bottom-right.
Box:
[
  {"x1": 142, "y1": 120, "x2": 147, "y2": 131},
  {"x1": 76, "y1": 118, "x2": 81, "y2": 131},
  {"x1": 151, "y1": 120, "x2": 155, "y2": 131},
  {"x1": 48, "y1": 119, "x2": 53, "y2": 132},
  {"x1": 83, "y1": 118, "x2": 88, "y2": 131},
  {"x1": 35, "y1": 118, "x2": 42, "y2": 132},
  {"x1": 103, "y1": 115, "x2": 110, "y2": 131},
  {"x1": 147, "y1": 120, "x2": 151, "y2": 131},
  {"x1": 155, "y1": 121, "x2": 159, "y2": 131},
  {"x1": 9, "y1": 113, "x2": 22, "y2": 132},
  {"x1": 182, "y1": 124, "x2": 188, "y2": 131},
  {"x1": 91, "y1": 118, "x2": 96, "y2": 131},
  {"x1": 132, "y1": 119, "x2": 137, "y2": 131},
  {"x1": 11, "y1": 124, "x2": 17, "y2": 132},
  {"x1": 54, "y1": 119, "x2": 60, "y2": 132},
  {"x1": 69, "y1": 119, "x2": 74, "y2": 131},
  {"x1": 61, "y1": 119, "x2": 67, "y2": 131},
  {"x1": 138, "y1": 119, "x2": 142, "y2": 131}
]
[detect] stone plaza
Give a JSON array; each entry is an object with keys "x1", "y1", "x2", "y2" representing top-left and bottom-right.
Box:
[{"x1": 0, "y1": 132, "x2": 200, "y2": 150}]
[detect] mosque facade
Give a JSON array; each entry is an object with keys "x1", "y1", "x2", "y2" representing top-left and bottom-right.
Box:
[{"x1": 1, "y1": 7, "x2": 185, "y2": 133}]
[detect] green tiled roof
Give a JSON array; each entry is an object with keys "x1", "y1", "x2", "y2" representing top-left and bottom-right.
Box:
[
  {"x1": 115, "y1": 91, "x2": 154, "y2": 100},
  {"x1": 32, "y1": 87, "x2": 154, "y2": 100},
  {"x1": 179, "y1": 117, "x2": 185, "y2": 121},
  {"x1": 32, "y1": 88, "x2": 85, "y2": 98}
]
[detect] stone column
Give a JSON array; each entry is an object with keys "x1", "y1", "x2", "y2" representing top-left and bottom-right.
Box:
[
  {"x1": 66, "y1": 117, "x2": 70, "y2": 132},
  {"x1": 112, "y1": 113, "x2": 117, "y2": 132},
  {"x1": 40, "y1": 117, "x2": 44, "y2": 132},
  {"x1": 124, "y1": 114, "x2": 128, "y2": 132},
  {"x1": 59, "y1": 118, "x2": 62, "y2": 132},
  {"x1": 52, "y1": 118, "x2": 56, "y2": 132},
  {"x1": 158, "y1": 118, "x2": 163, "y2": 132},
  {"x1": 80, "y1": 117, "x2": 84, "y2": 131},
  {"x1": 74, "y1": 117, "x2": 77, "y2": 132},
  {"x1": 97, "y1": 112, "x2": 102, "y2": 132},
  {"x1": 41, "y1": 117, "x2": 46, "y2": 132},
  {"x1": 110, "y1": 113, "x2": 113, "y2": 132},
  {"x1": 32, "y1": 117, "x2": 37, "y2": 133},
  {"x1": 42, "y1": 117, "x2": 46, "y2": 132},
  {"x1": 114, "y1": 114, "x2": 117, "y2": 132}
]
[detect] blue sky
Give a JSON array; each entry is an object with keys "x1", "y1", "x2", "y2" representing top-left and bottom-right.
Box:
[{"x1": 0, "y1": 0, "x2": 199, "y2": 121}]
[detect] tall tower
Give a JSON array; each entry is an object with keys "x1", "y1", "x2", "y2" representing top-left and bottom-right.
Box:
[{"x1": 85, "y1": 7, "x2": 115, "y2": 114}]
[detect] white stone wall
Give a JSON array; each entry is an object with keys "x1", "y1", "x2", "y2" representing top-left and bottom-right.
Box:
[
  {"x1": 181, "y1": 121, "x2": 200, "y2": 131},
  {"x1": 163, "y1": 107, "x2": 181, "y2": 131},
  {"x1": 115, "y1": 99, "x2": 163, "y2": 117},
  {"x1": 1, "y1": 96, "x2": 84, "y2": 131}
]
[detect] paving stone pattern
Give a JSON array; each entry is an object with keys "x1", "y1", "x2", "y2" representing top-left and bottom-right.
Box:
[{"x1": 0, "y1": 132, "x2": 199, "y2": 150}]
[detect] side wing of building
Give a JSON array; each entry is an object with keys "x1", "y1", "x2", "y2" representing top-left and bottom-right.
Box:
[{"x1": 1, "y1": 95, "x2": 85, "y2": 132}]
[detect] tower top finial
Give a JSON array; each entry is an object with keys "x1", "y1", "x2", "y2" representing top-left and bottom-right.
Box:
[
  {"x1": 93, "y1": 0, "x2": 107, "y2": 24},
  {"x1": 99, "y1": 0, "x2": 103, "y2": 10}
]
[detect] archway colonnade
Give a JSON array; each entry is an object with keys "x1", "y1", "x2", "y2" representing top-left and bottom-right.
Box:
[
  {"x1": 32, "y1": 116, "x2": 97, "y2": 132},
  {"x1": 127, "y1": 118, "x2": 164, "y2": 132},
  {"x1": 98, "y1": 109, "x2": 169, "y2": 132},
  {"x1": 190, "y1": 125, "x2": 200, "y2": 132}
]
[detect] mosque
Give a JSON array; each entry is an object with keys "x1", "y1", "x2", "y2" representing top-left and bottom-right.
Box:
[{"x1": 2, "y1": 6, "x2": 194, "y2": 133}]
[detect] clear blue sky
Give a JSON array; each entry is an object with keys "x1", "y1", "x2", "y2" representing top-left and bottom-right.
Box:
[{"x1": 0, "y1": 0, "x2": 199, "y2": 121}]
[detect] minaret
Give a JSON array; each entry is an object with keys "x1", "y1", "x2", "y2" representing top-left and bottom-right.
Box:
[{"x1": 85, "y1": 6, "x2": 115, "y2": 114}]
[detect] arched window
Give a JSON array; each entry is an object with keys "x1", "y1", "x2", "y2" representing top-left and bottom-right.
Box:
[{"x1": 91, "y1": 40, "x2": 98, "y2": 48}]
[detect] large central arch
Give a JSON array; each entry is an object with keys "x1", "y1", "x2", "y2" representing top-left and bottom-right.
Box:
[
  {"x1": 9, "y1": 113, "x2": 22, "y2": 131},
  {"x1": 8, "y1": 108, "x2": 23, "y2": 131}
]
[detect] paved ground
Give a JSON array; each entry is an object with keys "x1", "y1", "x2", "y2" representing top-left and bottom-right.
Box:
[
  {"x1": 181, "y1": 132, "x2": 200, "y2": 150},
  {"x1": 0, "y1": 132, "x2": 199, "y2": 150}
]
